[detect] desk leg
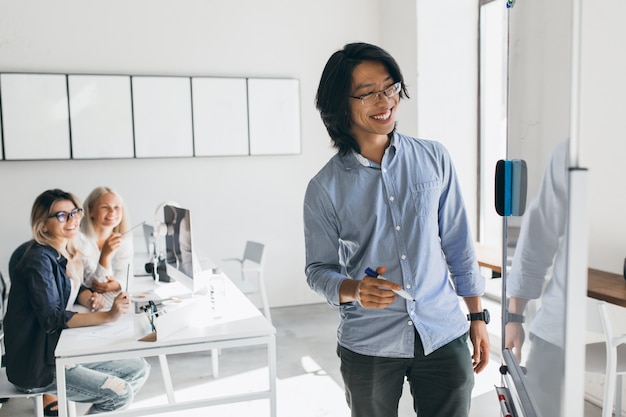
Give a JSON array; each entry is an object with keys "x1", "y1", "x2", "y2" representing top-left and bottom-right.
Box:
[
  {"x1": 158, "y1": 354, "x2": 176, "y2": 404},
  {"x1": 211, "y1": 348, "x2": 219, "y2": 378},
  {"x1": 56, "y1": 362, "x2": 68, "y2": 417},
  {"x1": 268, "y1": 335, "x2": 277, "y2": 417}
]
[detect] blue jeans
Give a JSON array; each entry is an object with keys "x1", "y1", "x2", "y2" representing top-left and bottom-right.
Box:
[
  {"x1": 17, "y1": 359, "x2": 150, "y2": 414},
  {"x1": 337, "y1": 331, "x2": 474, "y2": 417}
]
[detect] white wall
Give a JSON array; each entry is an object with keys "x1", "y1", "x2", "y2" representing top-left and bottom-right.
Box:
[
  {"x1": 581, "y1": 0, "x2": 626, "y2": 275},
  {"x1": 0, "y1": 0, "x2": 373, "y2": 308},
  {"x1": 0, "y1": 0, "x2": 431, "y2": 308},
  {"x1": 6, "y1": 0, "x2": 620, "y2": 309},
  {"x1": 416, "y1": 0, "x2": 479, "y2": 234}
]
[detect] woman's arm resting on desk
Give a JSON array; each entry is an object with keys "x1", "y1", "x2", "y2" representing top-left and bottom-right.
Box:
[
  {"x1": 90, "y1": 276, "x2": 122, "y2": 293},
  {"x1": 76, "y1": 288, "x2": 106, "y2": 311},
  {"x1": 67, "y1": 292, "x2": 130, "y2": 328}
]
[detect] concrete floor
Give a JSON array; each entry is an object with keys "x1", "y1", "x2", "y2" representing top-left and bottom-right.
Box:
[{"x1": 0, "y1": 302, "x2": 604, "y2": 416}]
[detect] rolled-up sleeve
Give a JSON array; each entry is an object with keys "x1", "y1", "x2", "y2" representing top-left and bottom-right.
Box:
[{"x1": 303, "y1": 179, "x2": 346, "y2": 307}]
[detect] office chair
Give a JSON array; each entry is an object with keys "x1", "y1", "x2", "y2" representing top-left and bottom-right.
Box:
[
  {"x1": 0, "y1": 271, "x2": 44, "y2": 416},
  {"x1": 586, "y1": 299, "x2": 626, "y2": 417},
  {"x1": 0, "y1": 271, "x2": 78, "y2": 417},
  {"x1": 223, "y1": 241, "x2": 271, "y2": 323}
]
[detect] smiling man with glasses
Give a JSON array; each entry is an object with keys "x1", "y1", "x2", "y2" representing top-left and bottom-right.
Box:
[{"x1": 304, "y1": 42, "x2": 490, "y2": 417}]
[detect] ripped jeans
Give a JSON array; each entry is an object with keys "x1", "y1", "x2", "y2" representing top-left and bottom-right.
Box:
[{"x1": 18, "y1": 359, "x2": 150, "y2": 414}]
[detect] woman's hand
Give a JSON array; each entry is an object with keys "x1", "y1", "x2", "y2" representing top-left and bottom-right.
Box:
[
  {"x1": 91, "y1": 276, "x2": 121, "y2": 293},
  {"x1": 107, "y1": 292, "x2": 130, "y2": 321},
  {"x1": 99, "y1": 233, "x2": 122, "y2": 268},
  {"x1": 89, "y1": 292, "x2": 107, "y2": 311}
]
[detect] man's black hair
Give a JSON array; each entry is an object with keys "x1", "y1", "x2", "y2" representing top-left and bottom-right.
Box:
[{"x1": 315, "y1": 42, "x2": 409, "y2": 155}]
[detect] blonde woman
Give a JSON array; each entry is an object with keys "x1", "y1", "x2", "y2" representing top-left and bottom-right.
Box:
[
  {"x1": 80, "y1": 186, "x2": 133, "y2": 306},
  {"x1": 4, "y1": 189, "x2": 149, "y2": 414}
]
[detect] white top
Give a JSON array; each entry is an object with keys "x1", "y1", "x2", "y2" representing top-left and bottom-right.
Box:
[
  {"x1": 66, "y1": 279, "x2": 80, "y2": 310},
  {"x1": 79, "y1": 232, "x2": 134, "y2": 306}
]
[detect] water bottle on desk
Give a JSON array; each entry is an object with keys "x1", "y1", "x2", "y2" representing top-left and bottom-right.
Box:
[{"x1": 209, "y1": 267, "x2": 226, "y2": 318}]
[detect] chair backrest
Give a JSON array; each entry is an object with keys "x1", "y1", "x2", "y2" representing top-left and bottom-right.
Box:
[
  {"x1": 587, "y1": 298, "x2": 605, "y2": 336},
  {"x1": 597, "y1": 301, "x2": 617, "y2": 343},
  {"x1": 587, "y1": 298, "x2": 620, "y2": 339},
  {"x1": 243, "y1": 241, "x2": 264, "y2": 265}
]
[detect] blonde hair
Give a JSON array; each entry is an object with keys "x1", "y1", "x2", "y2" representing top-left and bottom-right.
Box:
[
  {"x1": 81, "y1": 186, "x2": 131, "y2": 237},
  {"x1": 30, "y1": 189, "x2": 83, "y2": 284}
]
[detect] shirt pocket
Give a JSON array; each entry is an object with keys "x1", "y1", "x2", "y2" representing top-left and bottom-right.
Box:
[{"x1": 410, "y1": 180, "x2": 441, "y2": 217}]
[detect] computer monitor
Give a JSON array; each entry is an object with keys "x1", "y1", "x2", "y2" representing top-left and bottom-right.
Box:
[{"x1": 162, "y1": 205, "x2": 204, "y2": 295}]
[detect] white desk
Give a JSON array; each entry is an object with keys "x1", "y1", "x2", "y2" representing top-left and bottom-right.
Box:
[{"x1": 54, "y1": 276, "x2": 276, "y2": 417}]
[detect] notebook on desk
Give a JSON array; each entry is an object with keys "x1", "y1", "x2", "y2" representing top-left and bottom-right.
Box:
[{"x1": 130, "y1": 280, "x2": 192, "y2": 302}]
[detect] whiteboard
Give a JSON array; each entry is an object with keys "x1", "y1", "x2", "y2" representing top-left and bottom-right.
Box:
[
  {"x1": 192, "y1": 77, "x2": 249, "y2": 156},
  {"x1": 132, "y1": 76, "x2": 193, "y2": 158},
  {"x1": 248, "y1": 78, "x2": 301, "y2": 155},
  {"x1": 69, "y1": 75, "x2": 134, "y2": 159},
  {"x1": 0, "y1": 73, "x2": 70, "y2": 160}
]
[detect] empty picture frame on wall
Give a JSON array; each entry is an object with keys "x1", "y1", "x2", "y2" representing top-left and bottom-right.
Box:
[
  {"x1": 0, "y1": 73, "x2": 71, "y2": 160},
  {"x1": 0, "y1": 72, "x2": 302, "y2": 161},
  {"x1": 192, "y1": 77, "x2": 249, "y2": 156},
  {"x1": 69, "y1": 75, "x2": 135, "y2": 159},
  {"x1": 247, "y1": 78, "x2": 301, "y2": 155},
  {"x1": 132, "y1": 76, "x2": 193, "y2": 158}
]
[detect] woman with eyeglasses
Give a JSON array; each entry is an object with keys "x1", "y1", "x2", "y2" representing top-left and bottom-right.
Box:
[
  {"x1": 80, "y1": 186, "x2": 133, "y2": 307},
  {"x1": 4, "y1": 189, "x2": 149, "y2": 415}
]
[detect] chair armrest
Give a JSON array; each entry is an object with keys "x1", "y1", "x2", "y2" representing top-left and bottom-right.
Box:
[
  {"x1": 222, "y1": 258, "x2": 244, "y2": 264},
  {"x1": 613, "y1": 334, "x2": 626, "y2": 346}
]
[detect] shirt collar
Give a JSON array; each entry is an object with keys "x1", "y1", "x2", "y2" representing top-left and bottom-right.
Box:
[
  {"x1": 353, "y1": 150, "x2": 372, "y2": 167},
  {"x1": 342, "y1": 132, "x2": 400, "y2": 169}
]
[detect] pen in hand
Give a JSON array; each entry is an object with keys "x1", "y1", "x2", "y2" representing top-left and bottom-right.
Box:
[
  {"x1": 125, "y1": 263, "x2": 130, "y2": 296},
  {"x1": 122, "y1": 221, "x2": 146, "y2": 236},
  {"x1": 364, "y1": 267, "x2": 415, "y2": 301}
]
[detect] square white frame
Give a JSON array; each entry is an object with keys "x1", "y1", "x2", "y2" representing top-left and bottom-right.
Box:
[
  {"x1": 0, "y1": 73, "x2": 70, "y2": 160},
  {"x1": 248, "y1": 78, "x2": 301, "y2": 155},
  {"x1": 69, "y1": 75, "x2": 134, "y2": 159},
  {"x1": 192, "y1": 77, "x2": 249, "y2": 156},
  {"x1": 132, "y1": 76, "x2": 193, "y2": 158}
]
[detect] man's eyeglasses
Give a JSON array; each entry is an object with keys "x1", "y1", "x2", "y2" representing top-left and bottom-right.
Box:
[
  {"x1": 350, "y1": 82, "x2": 402, "y2": 107},
  {"x1": 47, "y1": 207, "x2": 84, "y2": 223}
]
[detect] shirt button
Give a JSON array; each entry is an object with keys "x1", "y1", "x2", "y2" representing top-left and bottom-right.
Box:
[
  {"x1": 408, "y1": 321, "x2": 413, "y2": 326},
  {"x1": 401, "y1": 254, "x2": 407, "y2": 260},
  {"x1": 389, "y1": 196, "x2": 395, "y2": 202},
  {"x1": 395, "y1": 225, "x2": 400, "y2": 231},
  {"x1": 406, "y1": 284, "x2": 412, "y2": 289},
  {"x1": 382, "y1": 168, "x2": 387, "y2": 173}
]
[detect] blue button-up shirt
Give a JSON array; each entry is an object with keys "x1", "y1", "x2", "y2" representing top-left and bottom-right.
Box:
[{"x1": 303, "y1": 132, "x2": 484, "y2": 356}]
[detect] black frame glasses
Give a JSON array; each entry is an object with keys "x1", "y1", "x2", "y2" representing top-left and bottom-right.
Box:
[
  {"x1": 47, "y1": 207, "x2": 84, "y2": 223},
  {"x1": 350, "y1": 81, "x2": 402, "y2": 107}
]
